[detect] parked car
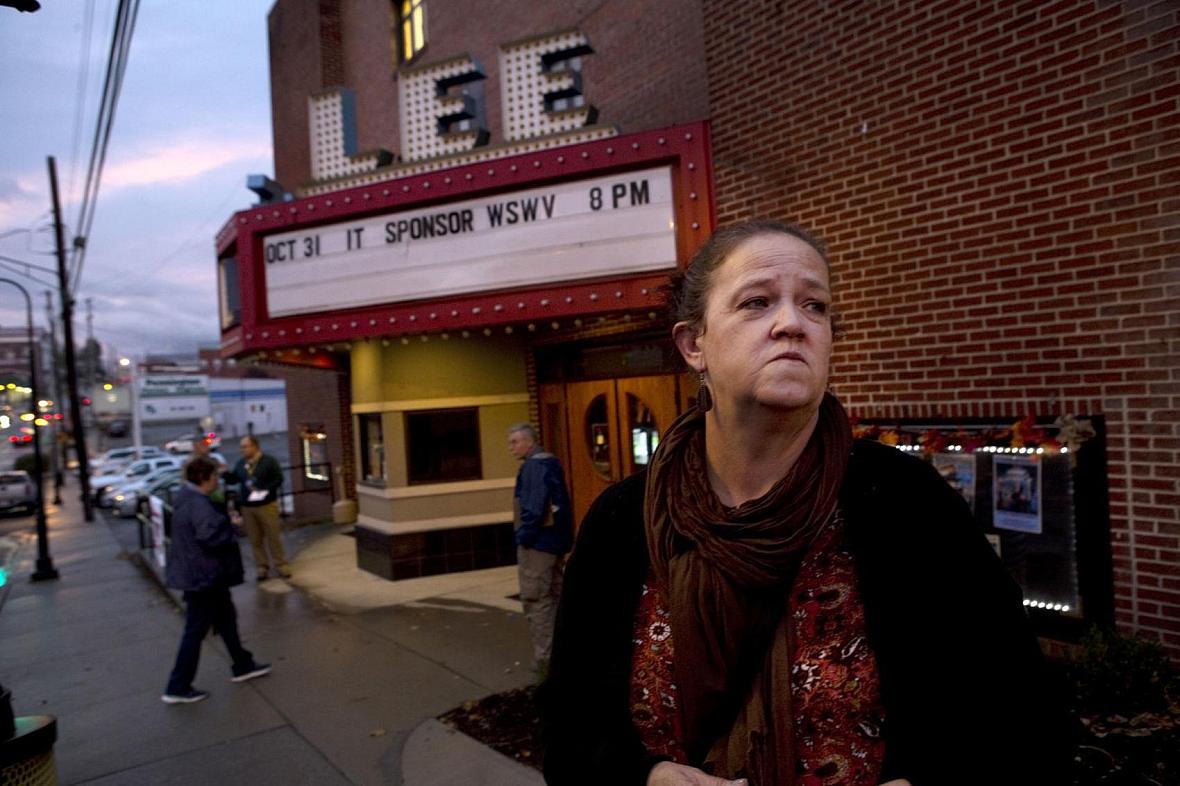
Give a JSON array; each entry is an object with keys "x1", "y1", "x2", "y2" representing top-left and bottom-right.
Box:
[
  {"x1": 0, "y1": 470, "x2": 35, "y2": 513},
  {"x1": 165, "y1": 432, "x2": 222, "y2": 454},
  {"x1": 104, "y1": 419, "x2": 128, "y2": 437},
  {"x1": 164, "y1": 434, "x2": 197, "y2": 453},
  {"x1": 106, "y1": 466, "x2": 182, "y2": 517},
  {"x1": 138, "y1": 473, "x2": 184, "y2": 519},
  {"x1": 91, "y1": 456, "x2": 184, "y2": 506},
  {"x1": 92, "y1": 446, "x2": 166, "y2": 477}
]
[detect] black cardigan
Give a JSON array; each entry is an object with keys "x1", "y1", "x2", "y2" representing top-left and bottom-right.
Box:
[{"x1": 540, "y1": 439, "x2": 1075, "y2": 786}]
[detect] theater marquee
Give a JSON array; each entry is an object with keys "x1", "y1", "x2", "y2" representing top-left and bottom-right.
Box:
[{"x1": 263, "y1": 166, "x2": 676, "y2": 318}]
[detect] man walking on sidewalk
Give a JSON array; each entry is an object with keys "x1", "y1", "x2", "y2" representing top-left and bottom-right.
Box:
[
  {"x1": 225, "y1": 435, "x2": 289, "y2": 580},
  {"x1": 508, "y1": 424, "x2": 573, "y2": 680},
  {"x1": 163, "y1": 456, "x2": 270, "y2": 704}
]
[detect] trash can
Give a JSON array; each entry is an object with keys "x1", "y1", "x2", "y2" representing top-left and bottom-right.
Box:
[{"x1": 0, "y1": 685, "x2": 57, "y2": 786}]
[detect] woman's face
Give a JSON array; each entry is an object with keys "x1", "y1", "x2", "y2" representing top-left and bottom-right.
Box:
[{"x1": 675, "y1": 233, "x2": 833, "y2": 416}]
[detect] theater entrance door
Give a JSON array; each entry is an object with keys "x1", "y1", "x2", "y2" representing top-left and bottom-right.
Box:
[{"x1": 538, "y1": 374, "x2": 683, "y2": 531}]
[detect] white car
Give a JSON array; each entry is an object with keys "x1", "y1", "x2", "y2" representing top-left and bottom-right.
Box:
[
  {"x1": 165, "y1": 434, "x2": 197, "y2": 453},
  {"x1": 91, "y1": 456, "x2": 184, "y2": 506},
  {"x1": 0, "y1": 470, "x2": 35, "y2": 513},
  {"x1": 92, "y1": 446, "x2": 166, "y2": 477},
  {"x1": 106, "y1": 466, "x2": 183, "y2": 517},
  {"x1": 166, "y1": 432, "x2": 223, "y2": 454}
]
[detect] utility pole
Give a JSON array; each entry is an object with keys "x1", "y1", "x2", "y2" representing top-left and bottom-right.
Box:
[
  {"x1": 47, "y1": 156, "x2": 93, "y2": 522},
  {"x1": 44, "y1": 290, "x2": 64, "y2": 505},
  {"x1": 84, "y1": 297, "x2": 94, "y2": 388}
]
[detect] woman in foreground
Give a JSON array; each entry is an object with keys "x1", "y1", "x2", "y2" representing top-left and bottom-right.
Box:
[{"x1": 540, "y1": 220, "x2": 1073, "y2": 786}]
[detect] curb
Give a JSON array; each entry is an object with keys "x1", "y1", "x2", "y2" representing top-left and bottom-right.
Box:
[{"x1": 401, "y1": 718, "x2": 544, "y2": 786}]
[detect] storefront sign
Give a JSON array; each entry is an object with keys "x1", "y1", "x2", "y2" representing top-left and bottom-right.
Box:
[
  {"x1": 139, "y1": 375, "x2": 211, "y2": 423},
  {"x1": 264, "y1": 166, "x2": 676, "y2": 318}
]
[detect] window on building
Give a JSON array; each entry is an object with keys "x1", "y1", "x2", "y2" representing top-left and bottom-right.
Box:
[
  {"x1": 218, "y1": 256, "x2": 241, "y2": 330},
  {"x1": 405, "y1": 407, "x2": 481, "y2": 484},
  {"x1": 398, "y1": 0, "x2": 426, "y2": 63},
  {"x1": 302, "y1": 430, "x2": 329, "y2": 481},
  {"x1": 358, "y1": 413, "x2": 386, "y2": 484}
]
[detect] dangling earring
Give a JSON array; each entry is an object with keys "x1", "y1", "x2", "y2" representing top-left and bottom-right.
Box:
[{"x1": 696, "y1": 372, "x2": 714, "y2": 413}]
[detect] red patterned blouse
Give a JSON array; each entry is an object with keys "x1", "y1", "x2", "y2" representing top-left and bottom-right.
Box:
[{"x1": 629, "y1": 515, "x2": 888, "y2": 785}]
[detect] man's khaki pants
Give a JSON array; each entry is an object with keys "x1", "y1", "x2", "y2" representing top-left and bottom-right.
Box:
[
  {"x1": 242, "y1": 501, "x2": 287, "y2": 577},
  {"x1": 517, "y1": 546, "x2": 563, "y2": 665}
]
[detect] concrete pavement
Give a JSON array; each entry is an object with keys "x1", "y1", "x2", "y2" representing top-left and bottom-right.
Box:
[{"x1": 0, "y1": 479, "x2": 545, "y2": 785}]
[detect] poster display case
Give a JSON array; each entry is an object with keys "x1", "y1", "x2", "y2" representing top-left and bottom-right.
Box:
[{"x1": 855, "y1": 416, "x2": 1113, "y2": 640}]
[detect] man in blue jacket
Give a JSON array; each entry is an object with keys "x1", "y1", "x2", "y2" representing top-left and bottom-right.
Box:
[
  {"x1": 508, "y1": 423, "x2": 573, "y2": 679},
  {"x1": 162, "y1": 456, "x2": 271, "y2": 704}
]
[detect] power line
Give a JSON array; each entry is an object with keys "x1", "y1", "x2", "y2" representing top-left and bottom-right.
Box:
[
  {"x1": 0, "y1": 259, "x2": 59, "y2": 289},
  {"x1": 139, "y1": 188, "x2": 243, "y2": 278},
  {"x1": 0, "y1": 253, "x2": 60, "y2": 276},
  {"x1": 68, "y1": 0, "x2": 142, "y2": 296},
  {"x1": 66, "y1": 0, "x2": 98, "y2": 206},
  {"x1": 68, "y1": 0, "x2": 126, "y2": 262}
]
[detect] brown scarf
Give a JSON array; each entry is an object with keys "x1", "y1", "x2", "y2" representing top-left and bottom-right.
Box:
[{"x1": 644, "y1": 392, "x2": 853, "y2": 785}]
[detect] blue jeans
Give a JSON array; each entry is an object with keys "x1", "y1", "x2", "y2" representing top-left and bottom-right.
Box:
[{"x1": 165, "y1": 587, "x2": 254, "y2": 694}]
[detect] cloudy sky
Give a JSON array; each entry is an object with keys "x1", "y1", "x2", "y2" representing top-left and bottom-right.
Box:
[{"x1": 0, "y1": 0, "x2": 274, "y2": 361}]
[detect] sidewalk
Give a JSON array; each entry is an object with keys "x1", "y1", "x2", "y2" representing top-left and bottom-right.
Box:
[{"x1": 0, "y1": 479, "x2": 545, "y2": 786}]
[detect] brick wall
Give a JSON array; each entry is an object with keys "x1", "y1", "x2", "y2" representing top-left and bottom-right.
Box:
[
  {"x1": 268, "y1": 0, "x2": 328, "y2": 189},
  {"x1": 266, "y1": 359, "x2": 355, "y2": 513},
  {"x1": 269, "y1": 0, "x2": 710, "y2": 188},
  {"x1": 704, "y1": 0, "x2": 1179, "y2": 653}
]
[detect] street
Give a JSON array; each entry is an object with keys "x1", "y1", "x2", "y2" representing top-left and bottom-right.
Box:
[{"x1": 0, "y1": 474, "x2": 543, "y2": 785}]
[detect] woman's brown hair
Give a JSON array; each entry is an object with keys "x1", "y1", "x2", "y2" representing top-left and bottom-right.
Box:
[{"x1": 665, "y1": 219, "x2": 831, "y2": 333}]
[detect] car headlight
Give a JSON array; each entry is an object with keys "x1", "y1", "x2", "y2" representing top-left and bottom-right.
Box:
[{"x1": 115, "y1": 495, "x2": 124, "y2": 502}]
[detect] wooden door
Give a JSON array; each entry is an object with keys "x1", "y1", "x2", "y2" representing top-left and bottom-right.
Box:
[
  {"x1": 538, "y1": 382, "x2": 570, "y2": 475},
  {"x1": 615, "y1": 375, "x2": 681, "y2": 477},
  {"x1": 560, "y1": 374, "x2": 683, "y2": 529},
  {"x1": 565, "y1": 379, "x2": 621, "y2": 528}
]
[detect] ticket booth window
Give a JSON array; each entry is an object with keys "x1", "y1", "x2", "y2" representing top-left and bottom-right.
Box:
[
  {"x1": 358, "y1": 413, "x2": 386, "y2": 484},
  {"x1": 405, "y1": 407, "x2": 481, "y2": 484}
]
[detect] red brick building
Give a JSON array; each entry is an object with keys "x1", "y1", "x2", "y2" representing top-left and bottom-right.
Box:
[
  {"x1": 219, "y1": 0, "x2": 1178, "y2": 654},
  {"x1": 219, "y1": 0, "x2": 712, "y2": 580},
  {"x1": 701, "y1": 0, "x2": 1178, "y2": 653}
]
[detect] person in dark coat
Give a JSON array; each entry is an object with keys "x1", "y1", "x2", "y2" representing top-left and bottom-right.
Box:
[
  {"x1": 509, "y1": 423, "x2": 574, "y2": 678},
  {"x1": 224, "y1": 435, "x2": 288, "y2": 580},
  {"x1": 540, "y1": 220, "x2": 1074, "y2": 786},
  {"x1": 162, "y1": 456, "x2": 271, "y2": 704}
]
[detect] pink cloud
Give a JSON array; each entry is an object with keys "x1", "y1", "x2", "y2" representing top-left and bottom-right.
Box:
[{"x1": 103, "y1": 136, "x2": 271, "y2": 189}]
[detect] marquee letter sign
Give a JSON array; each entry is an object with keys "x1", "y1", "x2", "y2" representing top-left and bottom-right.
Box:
[
  {"x1": 398, "y1": 55, "x2": 489, "y2": 163},
  {"x1": 500, "y1": 30, "x2": 596, "y2": 142},
  {"x1": 308, "y1": 29, "x2": 601, "y2": 183}
]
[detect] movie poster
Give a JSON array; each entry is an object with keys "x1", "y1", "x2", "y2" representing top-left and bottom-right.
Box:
[
  {"x1": 934, "y1": 453, "x2": 977, "y2": 511},
  {"x1": 993, "y1": 455, "x2": 1042, "y2": 534}
]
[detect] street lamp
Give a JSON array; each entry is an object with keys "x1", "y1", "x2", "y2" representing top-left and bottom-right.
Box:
[
  {"x1": 119, "y1": 357, "x2": 143, "y2": 457},
  {"x1": 0, "y1": 278, "x2": 57, "y2": 581}
]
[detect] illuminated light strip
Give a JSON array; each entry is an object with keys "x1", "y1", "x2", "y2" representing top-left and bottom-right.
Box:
[
  {"x1": 888, "y1": 444, "x2": 1060, "y2": 455},
  {"x1": 1023, "y1": 598, "x2": 1071, "y2": 613}
]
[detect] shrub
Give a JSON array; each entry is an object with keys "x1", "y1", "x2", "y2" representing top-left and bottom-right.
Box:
[{"x1": 1070, "y1": 627, "x2": 1175, "y2": 716}]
